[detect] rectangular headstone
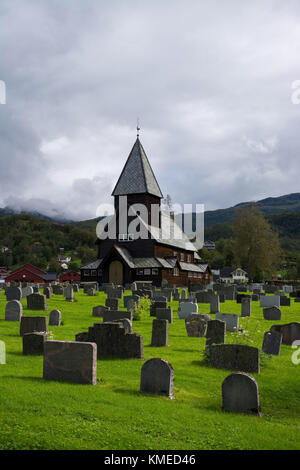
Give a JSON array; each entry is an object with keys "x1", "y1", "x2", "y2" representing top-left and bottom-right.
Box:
[{"x1": 43, "y1": 340, "x2": 97, "y2": 385}]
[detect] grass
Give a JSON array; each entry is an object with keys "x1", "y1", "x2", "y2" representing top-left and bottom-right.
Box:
[{"x1": 0, "y1": 289, "x2": 299, "y2": 450}]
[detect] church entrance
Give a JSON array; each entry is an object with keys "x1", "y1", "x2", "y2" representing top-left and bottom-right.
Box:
[{"x1": 109, "y1": 260, "x2": 124, "y2": 285}]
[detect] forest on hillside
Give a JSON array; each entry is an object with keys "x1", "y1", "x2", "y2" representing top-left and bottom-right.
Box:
[{"x1": 0, "y1": 214, "x2": 97, "y2": 271}]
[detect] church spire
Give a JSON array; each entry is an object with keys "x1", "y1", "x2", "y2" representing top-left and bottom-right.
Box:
[{"x1": 112, "y1": 136, "x2": 163, "y2": 198}]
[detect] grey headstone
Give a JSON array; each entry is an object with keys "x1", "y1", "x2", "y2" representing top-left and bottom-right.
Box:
[
  {"x1": 222, "y1": 373, "x2": 262, "y2": 416},
  {"x1": 5, "y1": 300, "x2": 23, "y2": 321},
  {"x1": 151, "y1": 319, "x2": 168, "y2": 347},
  {"x1": 178, "y1": 302, "x2": 198, "y2": 319},
  {"x1": 92, "y1": 305, "x2": 109, "y2": 317},
  {"x1": 262, "y1": 331, "x2": 282, "y2": 355},
  {"x1": 206, "y1": 319, "x2": 226, "y2": 347},
  {"x1": 215, "y1": 313, "x2": 239, "y2": 332},
  {"x1": 27, "y1": 293, "x2": 47, "y2": 311},
  {"x1": 6, "y1": 287, "x2": 22, "y2": 301},
  {"x1": 263, "y1": 306, "x2": 282, "y2": 321},
  {"x1": 140, "y1": 358, "x2": 174, "y2": 398},
  {"x1": 49, "y1": 310, "x2": 62, "y2": 326},
  {"x1": 241, "y1": 297, "x2": 251, "y2": 317}
]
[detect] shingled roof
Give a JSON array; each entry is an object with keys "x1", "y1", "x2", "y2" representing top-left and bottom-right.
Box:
[{"x1": 112, "y1": 137, "x2": 163, "y2": 198}]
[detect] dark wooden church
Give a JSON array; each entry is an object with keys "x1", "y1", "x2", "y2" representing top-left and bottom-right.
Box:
[{"x1": 80, "y1": 135, "x2": 211, "y2": 287}]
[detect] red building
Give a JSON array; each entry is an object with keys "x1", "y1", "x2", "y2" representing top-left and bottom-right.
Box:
[
  {"x1": 5, "y1": 264, "x2": 56, "y2": 284},
  {"x1": 59, "y1": 270, "x2": 80, "y2": 283}
]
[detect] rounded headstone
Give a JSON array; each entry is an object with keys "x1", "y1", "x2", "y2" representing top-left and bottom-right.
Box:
[
  {"x1": 5, "y1": 300, "x2": 23, "y2": 321},
  {"x1": 49, "y1": 310, "x2": 62, "y2": 326},
  {"x1": 222, "y1": 372, "x2": 262, "y2": 416}
]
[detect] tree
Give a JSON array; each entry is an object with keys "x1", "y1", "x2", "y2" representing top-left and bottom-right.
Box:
[{"x1": 233, "y1": 205, "x2": 282, "y2": 281}]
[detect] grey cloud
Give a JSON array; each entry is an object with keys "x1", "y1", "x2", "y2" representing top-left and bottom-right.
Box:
[{"x1": 0, "y1": 0, "x2": 300, "y2": 219}]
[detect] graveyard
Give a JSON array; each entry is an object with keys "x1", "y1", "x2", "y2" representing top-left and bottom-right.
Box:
[{"x1": 0, "y1": 285, "x2": 299, "y2": 450}]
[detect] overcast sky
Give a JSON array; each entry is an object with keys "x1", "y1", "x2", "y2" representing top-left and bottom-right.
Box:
[{"x1": 0, "y1": 0, "x2": 300, "y2": 221}]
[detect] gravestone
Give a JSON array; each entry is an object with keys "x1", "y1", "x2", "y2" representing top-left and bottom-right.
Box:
[
  {"x1": 209, "y1": 344, "x2": 260, "y2": 373},
  {"x1": 140, "y1": 358, "x2": 174, "y2": 398},
  {"x1": 22, "y1": 286, "x2": 34, "y2": 298},
  {"x1": 206, "y1": 320, "x2": 226, "y2": 347},
  {"x1": 124, "y1": 295, "x2": 140, "y2": 309},
  {"x1": 150, "y1": 300, "x2": 168, "y2": 317},
  {"x1": 222, "y1": 373, "x2": 262, "y2": 416},
  {"x1": 73, "y1": 284, "x2": 79, "y2": 293},
  {"x1": 49, "y1": 310, "x2": 62, "y2": 326},
  {"x1": 43, "y1": 287, "x2": 52, "y2": 299},
  {"x1": 102, "y1": 310, "x2": 133, "y2": 323},
  {"x1": 112, "y1": 318, "x2": 132, "y2": 334},
  {"x1": 241, "y1": 298, "x2": 251, "y2": 317},
  {"x1": 210, "y1": 295, "x2": 220, "y2": 314},
  {"x1": 262, "y1": 331, "x2": 282, "y2": 356},
  {"x1": 53, "y1": 285, "x2": 64, "y2": 295},
  {"x1": 177, "y1": 302, "x2": 198, "y2": 319},
  {"x1": 107, "y1": 287, "x2": 123, "y2": 299},
  {"x1": 65, "y1": 286, "x2": 74, "y2": 302},
  {"x1": 263, "y1": 306, "x2": 281, "y2": 321},
  {"x1": 185, "y1": 315, "x2": 207, "y2": 337},
  {"x1": 6, "y1": 287, "x2": 22, "y2": 301},
  {"x1": 126, "y1": 298, "x2": 137, "y2": 311},
  {"x1": 92, "y1": 305, "x2": 109, "y2": 317},
  {"x1": 215, "y1": 313, "x2": 239, "y2": 332},
  {"x1": 151, "y1": 319, "x2": 168, "y2": 347},
  {"x1": 27, "y1": 293, "x2": 47, "y2": 311},
  {"x1": 156, "y1": 308, "x2": 173, "y2": 324},
  {"x1": 20, "y1": 316, "x2": 48, "y2": 336},
  {"x1": 153, "y1": 296, "x2": 168, "y2": 303},
  {"x1": 23, "y1": 332, "x2": 48, "y2": 355},
  {"x1": 270, "y1": 322, "x2": 300, "y2": 345},
  {"x1": 77, "y1": 322, "x2": 143, "y2": 359},
  {"x1": 43, "y1": 340, "x2": 97, "y2": 385},
  {"x1": 105, "y1": 298, "x2": 120, "y2": 310},
  {"x1": 5, "y1": 300, "x2": 23, "y2": 321},
  {"x1": 260, "y1": 295, "x2": 280, "y2": 308},
  {"x1": 280, "y1": 296, "x2": 291, "y2": 307}
]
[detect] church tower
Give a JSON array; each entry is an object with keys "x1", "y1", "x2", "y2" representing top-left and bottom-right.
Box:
[{"x1": 111, "y1": 136, "x2": 163, "y2": 238}]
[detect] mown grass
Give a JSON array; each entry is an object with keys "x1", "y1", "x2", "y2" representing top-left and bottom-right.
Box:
[{"x1": 0, "y1": 289, "x2": 299, "y2": 450}]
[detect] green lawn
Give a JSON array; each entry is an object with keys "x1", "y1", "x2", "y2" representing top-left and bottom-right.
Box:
[{"x1": 0, "y1": 290, "x2": 299, "y2": 450}]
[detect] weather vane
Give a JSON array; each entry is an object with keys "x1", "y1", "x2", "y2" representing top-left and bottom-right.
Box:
[{"x1": 137, "y1": 118, "x2": 141, "y2": 138}]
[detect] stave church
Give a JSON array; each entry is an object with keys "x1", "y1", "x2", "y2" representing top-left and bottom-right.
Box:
[{"x1": 80, "y1": 133, "x2": 211, "y2": 287}]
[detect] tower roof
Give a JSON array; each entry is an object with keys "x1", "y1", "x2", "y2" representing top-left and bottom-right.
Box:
[{"x1": 112, "y1": 137, "x2": 163, "y2": 198}]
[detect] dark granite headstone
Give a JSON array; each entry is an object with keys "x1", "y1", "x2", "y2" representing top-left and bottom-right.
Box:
[
  {"x1": 222, "y1": 372, "x2": 262, "y2": 416},
  {"x1": 151, "y1": 319, "x2": 168, "y2": 347},
  {"x1": 43, "y1": 340, "x2": 97, "y2": 385},
  {"x1": 140, "y1": 358, "x2": 174, "y2": 398},
  {"x1": 209, "y1": 344, "x2": 260, "y2": 373},
  {"x1": 23, "y1": 332, "x2": 48, "y2": 355},
  {"x1": 20, "y1": 316, "x2": 48, "y2": 336}
]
